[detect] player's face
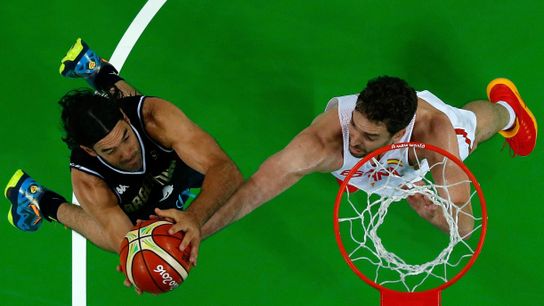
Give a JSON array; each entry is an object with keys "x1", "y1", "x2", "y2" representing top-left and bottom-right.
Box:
[
  {"x1": 348, "y1": 111, "x2": 403, "y2": 158},
  {"x1": 92, "y1": 119, "x2": 143, "y2": 171}
]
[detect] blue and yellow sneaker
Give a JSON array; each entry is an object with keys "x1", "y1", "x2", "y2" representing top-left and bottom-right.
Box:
[
  {"x1": 4, "y1": 170, "x2": 44, "y2": 232},
  {"x1": 59, "y1": 38, "x2": 104, "y2": 88}
]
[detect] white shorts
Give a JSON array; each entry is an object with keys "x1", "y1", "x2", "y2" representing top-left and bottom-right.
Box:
[{"x1": 417, "y1": 90, "x2": 477, "y2": 161}]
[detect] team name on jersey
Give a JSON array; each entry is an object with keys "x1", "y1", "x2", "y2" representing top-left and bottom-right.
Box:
[
  {"x1": 123, "y1": 176, "x2": 154, "y2": 213},
  {"x1": 339, "y1": 159, "x2": 403, "y2": 185},
  {"x1": 123, "y1": 160, "x2": 178, "y2": 213}
]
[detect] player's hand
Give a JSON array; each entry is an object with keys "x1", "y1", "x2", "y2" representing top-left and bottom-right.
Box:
[
  {"x1": 116, "y1": 264, "x2": 143, "y2": 295},
  {"x1": 145, "y1": 214, "x2": 175, "y2": 223},
  {"x1": 407, "y1": 193, "x2": 437, "y2": 212},
  {"x1": 405, "y1": 181, "x2": 437, "y2": 217},
  {"x1": 154, "y1": 208, "x2": 201, "y2": 266}
]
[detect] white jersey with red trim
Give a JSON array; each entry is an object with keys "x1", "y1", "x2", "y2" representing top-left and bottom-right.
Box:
[{"x1": 326, "y1": 90, "x2": 477, "y2": 196}]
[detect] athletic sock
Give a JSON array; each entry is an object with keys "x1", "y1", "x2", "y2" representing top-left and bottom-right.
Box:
[
  {"x1": 496, "y1": 100, "x2": 516, "y2": 130},
  {"x1": 40, "y1": 190, "x2": 67, "y2": 223},
  {"x1": 94, "y1": 63, "x2": 124, "y2": 92}
]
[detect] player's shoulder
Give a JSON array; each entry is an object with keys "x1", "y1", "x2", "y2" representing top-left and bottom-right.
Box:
[
  {"x1": 71, "y1": 166, "x2": 105, "y2": 184},
  {"x1": 414, "y1": 99, "x2": 452, "y2": 135},
  {"x1": 292, "y1": 109, "x2": 342, "y2": 161},
  {"x1": 71, "y1": 167, "x2": 119, "y2": 208},
  {"x1": 70, "y1": 166, "x2": 111, "y2": 199},
  {"x1": 139, "y1": 96, "x2": 164, "y2": 116},
  {"x1": 412, "y1": 100, "x2": 458, "y2": 155},
  {"x1": 305, "y1": 108, "x2": 340, "y2": 140},
  {"x1": 311, "y1": 105, "x2": 339, "y2": 128},
  {"x1": 138, "y1": 97, "x2": 178, "y2": 128},
  {"x1": 140, "y1": 96, "x2": 190, "y2": 120}
]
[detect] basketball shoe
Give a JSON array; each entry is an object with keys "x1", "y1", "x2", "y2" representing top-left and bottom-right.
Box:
[
  {"x1": 60, "y1": 38, "x2": 120, "y2": 90},
  {"x1": 4, "y1": 170, "x2": 44, "y2": 231},
  {"x1": 487, "y1": 78, "x2": 537, "y2": 156}
]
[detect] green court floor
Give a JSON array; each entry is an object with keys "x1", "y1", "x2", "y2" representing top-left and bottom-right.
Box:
[{"x1": 1, "y1": 0, "x2": 542, "y2": 305}]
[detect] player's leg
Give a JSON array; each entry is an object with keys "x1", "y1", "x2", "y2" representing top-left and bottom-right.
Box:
[
  {"x1": 57, "y1": 203, "x2": 114, "y2": 251},
  {"x1": 461, "y1": 99, "x2": 510, "y2": 145},
  {"x1": 463, "y1": 78, "x2": 537, "y2": 156},
  {"x1": 59, "y1": 38, "x2": 139, "y2": 97},
  {"x1": 5, "y1": 169, "x2": 116, "y2": 251}
]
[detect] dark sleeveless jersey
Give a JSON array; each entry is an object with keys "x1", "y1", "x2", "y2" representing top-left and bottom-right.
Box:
[{"x1": 69, "y1": 95, "x2": 204, "y2": 223}]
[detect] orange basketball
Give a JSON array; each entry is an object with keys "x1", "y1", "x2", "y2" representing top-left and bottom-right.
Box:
[{"x1": 119, "y1": 219, "x2": 192, "y2": 294}]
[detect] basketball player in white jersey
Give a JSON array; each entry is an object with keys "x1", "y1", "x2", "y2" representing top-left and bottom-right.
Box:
[{"x1": 197, "y1": 76, "x2": 537, "y2": 238}]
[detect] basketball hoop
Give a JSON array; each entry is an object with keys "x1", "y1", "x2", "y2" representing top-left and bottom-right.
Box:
[{"x1": 333, "y1": 142, "x2": 487, "y2": 305}]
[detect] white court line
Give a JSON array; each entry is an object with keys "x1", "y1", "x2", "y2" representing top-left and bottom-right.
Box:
[
  {"x1": 109, "y1": 0, "x2": 167, "y2": 70},
  {"x1": 71, "y1": 1, "x2": 166, "y2": 305}
]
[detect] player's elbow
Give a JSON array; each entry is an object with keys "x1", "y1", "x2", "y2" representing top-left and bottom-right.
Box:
[
  {"x1": 224, "y1": 161, "x2": 244, "y2": 192},
  {"x1": 231, "y1": 164, "x2": 244, "y2": 187}
]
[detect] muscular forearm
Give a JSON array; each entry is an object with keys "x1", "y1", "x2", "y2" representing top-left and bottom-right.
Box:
[
  {"x1": 187, "y1": 160, "x2": 243, "y2": 227},
  {"x1": 431, "y1": 205, "x2": 474, "y2": 238},
  {"x1": 201, "y1": 129, "x2": 331, "y2": 239},
  {"x1": 202, "y1": 163, "x2": 304, "y2": 239},
  {"x1": 451, "y1": 204, "x2": 475, "y2": 238},
  {"x1": 57, "y1": 203, "x2": 119, "y2": 252},
  {"x1": 408, "y1": 196, "x2": 474, "y2": 238},
  {"x1": 200, "y1": 179, "x2": 259, "y2": 238}
]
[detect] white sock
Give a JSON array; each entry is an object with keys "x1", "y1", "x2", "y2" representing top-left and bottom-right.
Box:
[{"x1": 496, "y1": 101, "x2": 516, "y2": 130}]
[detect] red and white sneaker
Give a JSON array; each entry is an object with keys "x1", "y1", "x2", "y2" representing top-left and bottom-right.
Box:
[{"x1": 487, "y1": 78, "x2": 538, "y2": 156}]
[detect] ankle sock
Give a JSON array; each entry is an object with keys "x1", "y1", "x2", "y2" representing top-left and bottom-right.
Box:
[{"x1": 496, "y1": 100, "x2": 516, "y2": 130}]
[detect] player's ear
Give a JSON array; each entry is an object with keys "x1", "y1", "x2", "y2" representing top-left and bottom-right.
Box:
[
  {"x1": 392, "y1": 128, "x2": 406, "y2": 142},
  {"x1": 80, "y1": 145, "x2": 97, "y2": 157}
]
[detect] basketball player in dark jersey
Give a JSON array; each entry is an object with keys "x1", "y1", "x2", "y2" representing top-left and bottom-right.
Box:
[{"x1": 4, "y1": 39, "x2": 243, "y2": 266}]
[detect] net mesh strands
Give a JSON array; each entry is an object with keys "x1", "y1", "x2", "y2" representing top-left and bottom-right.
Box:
[{"x1": 336, "y1": 143, "x2": 485, "y2": 294}]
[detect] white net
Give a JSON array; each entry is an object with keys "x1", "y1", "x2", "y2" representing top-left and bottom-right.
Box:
[{"x1": 337, "y1": 145, "x2": 484, "y2": 292}]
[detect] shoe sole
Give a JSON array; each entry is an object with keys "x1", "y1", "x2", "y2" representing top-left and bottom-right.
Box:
[
  {"x1": 4, "y1": 169, "x2": 24, "y2": 198},
  {"x1": 5, "y1": 169, "x2": 24, "y2": 228},
  {"x1": 59, "y1": 38, "x2": 86, "y2": 76},
  {"x1": 486, "y1": 78, "x2": 538, "y2": 140}
]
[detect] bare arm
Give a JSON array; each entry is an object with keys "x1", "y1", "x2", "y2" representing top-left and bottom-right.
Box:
[
  {"x1": 143, "y1": 97, "x2": 244, "y2": 262},
  {"x1": 111, "y1": 80, "x2": 140, "y2": 98},
  {"x1": 202, "y1": 128, "x2": 339, "y2": 238},
  {"x1": 408, "y1": 116, "x2": 474, "y2": 238},
  {"x1": 65, "y1": 169, "x2": 134, "y2": 253}
]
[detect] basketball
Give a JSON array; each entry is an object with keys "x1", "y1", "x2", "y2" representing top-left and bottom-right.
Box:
[{"x1": 119, "y1": 219, "x2": 192, "y2": 294}]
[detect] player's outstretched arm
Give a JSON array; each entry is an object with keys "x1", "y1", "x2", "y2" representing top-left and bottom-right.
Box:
[
  {"x1": 66, "y1": 169, "x2": 135, "y2": 252},
  {"x1": 201, "y1": 127, "x2": 337, "y2": 239},
  {"x1": 409, "y1": 117, "x2": 474, "y2": 238},
  {"x1": 143, "y1": 97, "x2": 244, "y2": 264},
  {"x1": 425, "y1": 151, "x2": 474, "y2": 238}
]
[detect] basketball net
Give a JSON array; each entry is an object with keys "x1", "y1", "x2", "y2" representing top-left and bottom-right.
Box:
[{"x1": 334, "y1": 142, "x2": 487, "y2": 305}]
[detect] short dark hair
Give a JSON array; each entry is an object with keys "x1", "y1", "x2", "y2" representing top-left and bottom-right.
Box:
[
  {"x1": 59, "y1": 89, "x2": 123, "y2": 150},
  {"x1": 355, "y1": 76, "x2": 418, "y2": 135}
]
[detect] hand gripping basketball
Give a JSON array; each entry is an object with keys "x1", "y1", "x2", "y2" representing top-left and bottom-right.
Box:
[
  {"x1": 154, "y1": 208, "x2": 202, "y2": 266},
  {"x1": 119, "y1": 219, "x2": 193, "y2": 294}
]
